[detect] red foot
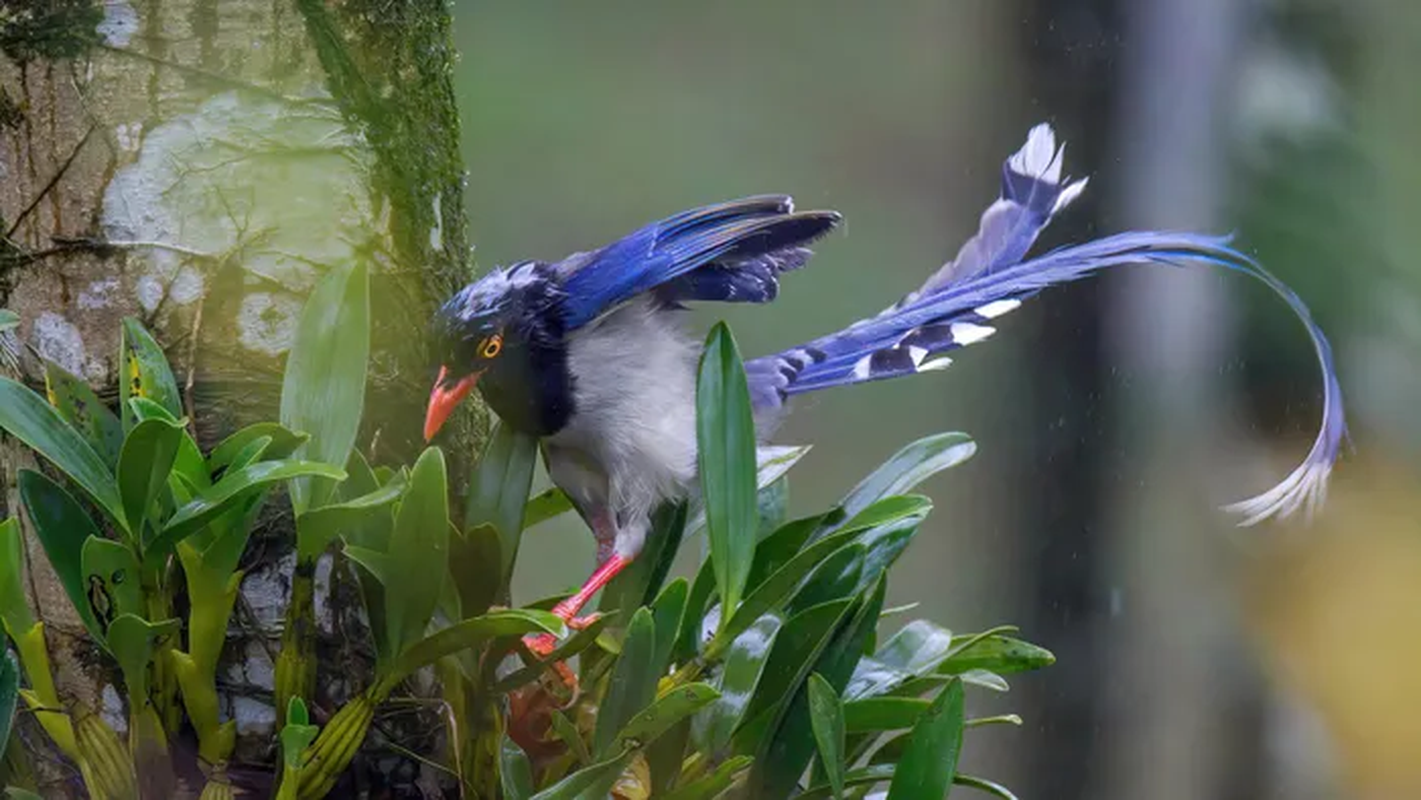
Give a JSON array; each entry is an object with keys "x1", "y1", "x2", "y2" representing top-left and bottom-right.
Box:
[{"x1": 522, "y1": 611, "x2": 603, "y2": 688}]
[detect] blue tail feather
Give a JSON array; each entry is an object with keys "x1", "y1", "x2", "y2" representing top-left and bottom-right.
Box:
[{"x1": 746, "y1": 125, "x2": 1346, "y2": 527}]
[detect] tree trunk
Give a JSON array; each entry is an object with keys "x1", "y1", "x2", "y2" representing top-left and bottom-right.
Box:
[{"x1": 1, "y1": 1, "x2": 479, "y2": 795}]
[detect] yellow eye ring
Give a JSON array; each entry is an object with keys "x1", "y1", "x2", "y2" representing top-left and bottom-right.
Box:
[{"x1": 480, "y1": 335, "x2": 503, "y2": 359}]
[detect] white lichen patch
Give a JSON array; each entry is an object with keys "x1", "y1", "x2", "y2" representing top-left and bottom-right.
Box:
[
  {"x1": 102, "y1": 91, "x2": 374, "y2": 354},
  {"x1": 100, "y1": 684, "x2": 127, "y2": 733},
  {"x1": 135, "y1": 266, "x2": 207, "y2": 313},
  {"x1": 232, "y1": 696, "x2": 276, "y2": 737},
  {"x1": 78, "y1": 278, "x2": 121, "y2": 310},
  {"x1": 225, "y1": 640, "x2": 275, "y2": 692},
  {"x1": 113, "y1": 122, "x2": 143, "y2": 154},
  {"x1": 97, "y1": 0, "x2": 139, "y2": 47},
  {"x1": 32, "y1": 312, "x2": 105, "y2": 381},
  {"x1": 236, "y1": 293, "x2": 302, "y2": 356},
  {"x1": 429, "y1": 193, "x2": 443, "y2": 251},
  {"x1": 240, "y1": 552, "x2": 294, "y2": 629},
  {"x1": 135, "y1": 275, "x2": 165, "y2": 313},
  {"x1": 314, "y1": 552, "x2": 335, "y2": 635}
]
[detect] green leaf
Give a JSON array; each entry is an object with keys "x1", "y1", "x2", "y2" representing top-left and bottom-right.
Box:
[
  {"x1": 0, "y1": 648, "x2": 18, "y2": 753},
  {"x1": 207, "y1": 422, "x2": 308, "y2": 473},
  {"x1": 853, "y1": 516, "x2": 923, "y2": 595},
  {"x1": 843, "y1": 697, "x2": 929, "y2": 733},
  {"x1": 81, "y1": 537, "x2": 144, "y2": 640},
  {"x1": 675, "y1": 561, "x2": 718, "y2": 664},
  {"x1": 612, "y1": 683, "x2": 719, "y2": 752},
  {"x1": 339, "y1": 453, "x2": 397, "y2": 662},
  {"x1": 106, "y1": 614, "x2": 180, "y2": 701},
  {"x1": 117, "y1": 417, "x2": 184, "y2": 538},
  {"x1": 500, "y1": 733, "x2": 535, "y2": 800},
  {"x1": 385, "y1": 609, "x2": 565, "y2": 687},
  {"x1": 799, "y1": 764, "x2": 895, "y2": 799},
  {"x1": 593, "y1": 606, "x2": 656, "y2": 757},
  {"x1": 939, "y1": 634, "x2": 1055, "y2": 676},
  {"x1": 887, "y1": 678, "x2": 965, "y2": 800},
  {"x1": 119, "y1": 318, "x2": 182, "y2": 430},
  {"x1": 686, "y1": 444, "x2": 813, "y2": 534},
  {"x1": 757, "y1": 476, "x2": 790, "y2": 537},
  {"x1": 839, "y1": 495, "x2": 932, "y2": 534},
  {"x1": 43, "y1": 360, "x2": 123, "y2": 468},
  {"x1": 750, "y1": 579, "x2": 884, "y2": 799},
  {"x1": 0, "y1": 309, "x2": 17, "y2": 332},
  {"x1": 342, "y1": 545, "x2": 391, "y2": 586},
  {"x1": 15, "y1": 472, "x2": 105, "y2": 642},
  {"x1": 660, "y1": 755, "x2": 754, "y2": 800},
  {"x1": 549, "y1": 707, "x2": 593, "y2": 765},
  {"x1": 733, "y1": 599, "x2": 855, "y2": 754},
  {"x1": 465, "y1": 421, "x2": 539, "y2": 580},
  {"x1": 846, "y1": 620, "x2": 956, "y2": 701},
  {"x1": 0, "y1": 377, "x2": 122, "y2": 528},
  {"x1": 648, "y1": 715, "x2": 693, "y2": 795},
  {"x1": 965, "y1": 714, "x2": 1023, "y2": 729},
  {"x1": 744, "y1": 512, "x2": 833, "y2": 594},
  {"x1": 784, "y1": 544, "x2": 864, "y2": 618},
  {"x1": 385, "y1": 447, "x2": 450, "y2": 659},
  {"x1": 127, "y1": 397, "x2": 206, "y2": 493},
  {"x1": 295, "y1": 478, "x2": 406, "y2": 561},
  {"x1": 527, "y1": 750, "x2": 630, "y2": 800},
  {"x1": 696, "y1": 323, "x2": 757, "y2": 632},
  {"x1": 695, "y1": 613, "x2": 781, "y2": 754},
  {"x1": 280, "y1": 261, "x2": 370, "y2": 514},
  {"x1": 953, "y1": 774, "x2": 1019, "y2": 800},
  {"x1": 706, "y1": 527, "x2": 861, "y2": 660},
  {"x1": 837, "y1": 433, "x2": 975, "y2": 523},
  {"x1": 195, "y1": 492, "x2": 267, "y2": 580},
  {"x1": 808, "y1": 673, "x2": 846, "y2": 800},
  {"x1": 450, "y1": 523, "x2": 502, "y2": 618},
  {"x1": 523, "y1": 487, "x2": 573, "y2": 530},
  {"x1": 279, "y1": 697, "x2": 320, "y2": 769},
  {"x1": 0, "y1": 521, "x2": 34, "y2": 639},
  {"x1": 155, "y1": 460, "x2": 346, "y2": 554},
  {"x1": 339, "y1": 451, "x2": 396, "y2": 547},
  {"x1": 648, "y1": 578, "x2": 688, "y2": 674},
  {"x1": 959, "y1": 669, "x2": 1009, "y2": 693}
]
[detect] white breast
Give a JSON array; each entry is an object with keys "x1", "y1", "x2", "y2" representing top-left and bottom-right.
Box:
[{"x1": 546, "y1": 297, "x2": 700, "y2": 525}]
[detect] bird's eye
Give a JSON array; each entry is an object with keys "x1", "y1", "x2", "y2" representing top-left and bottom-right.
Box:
[{"x1": 480, "y1": 334, "x2": 503, "y2": 359}]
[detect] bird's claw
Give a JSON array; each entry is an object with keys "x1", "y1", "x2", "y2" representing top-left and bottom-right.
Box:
[{"x1": 521, "y1": 611, "x2": 597, "y2": 693}]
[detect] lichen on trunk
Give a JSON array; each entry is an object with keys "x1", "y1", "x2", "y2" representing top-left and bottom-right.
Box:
[{"x1": 1, "y1": 1, "x2": 482, "y2": 795}]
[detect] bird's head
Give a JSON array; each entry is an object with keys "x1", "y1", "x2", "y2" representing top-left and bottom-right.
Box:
[{"x1": 424, "y1": 261, "x2": 566, "y2": 441}]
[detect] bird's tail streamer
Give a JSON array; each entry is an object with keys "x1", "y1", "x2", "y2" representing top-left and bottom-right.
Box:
[{"x1": 744, "y1": 123, "x2": 1346, "y2": 526}]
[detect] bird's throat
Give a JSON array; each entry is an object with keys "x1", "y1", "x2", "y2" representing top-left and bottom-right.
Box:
[{"x1": 478, "y1": 338, "x2": 575, "y2": 437}]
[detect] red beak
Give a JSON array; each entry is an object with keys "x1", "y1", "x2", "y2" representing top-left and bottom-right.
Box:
[{"x1": 424, "y1": 367, "x2": 480, "y2": 441}]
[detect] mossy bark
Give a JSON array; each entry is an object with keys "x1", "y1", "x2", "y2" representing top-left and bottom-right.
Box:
[{"x1": 1, "y1": 1, "x2": 480, "y2": 796}]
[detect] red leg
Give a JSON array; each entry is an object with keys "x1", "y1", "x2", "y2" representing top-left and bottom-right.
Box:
[{"x1": 523, "y1": 554, "x2": 633, "y2": 658}]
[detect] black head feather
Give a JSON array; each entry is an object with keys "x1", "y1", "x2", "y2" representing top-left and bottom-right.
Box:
[{"x1": 433, "y1": 260, "x2": 575, "y2": 435}]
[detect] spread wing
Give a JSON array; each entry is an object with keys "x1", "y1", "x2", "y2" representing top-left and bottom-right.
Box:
[{"x1": 556, "y1": 195, "x2": 841, "y2": 329}]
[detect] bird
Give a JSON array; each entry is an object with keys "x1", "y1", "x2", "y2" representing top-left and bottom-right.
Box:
[{"x1": 423, "y1": 122, "x2": 1347, "y2": 658}]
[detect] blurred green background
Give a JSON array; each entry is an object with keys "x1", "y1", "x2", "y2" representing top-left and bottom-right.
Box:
[{"x1": 452, "y1": 2, "x2": 1421, "y2": 798}]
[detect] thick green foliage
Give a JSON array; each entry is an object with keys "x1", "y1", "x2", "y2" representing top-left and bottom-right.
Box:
[{"x1": 0, "y1": 296, "x2": 1051, "y2": 799}]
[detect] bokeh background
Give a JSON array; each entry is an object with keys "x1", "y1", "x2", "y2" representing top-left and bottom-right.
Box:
[{"x1": 451, "y1": 2, "x2": 1421, "y2": 798}]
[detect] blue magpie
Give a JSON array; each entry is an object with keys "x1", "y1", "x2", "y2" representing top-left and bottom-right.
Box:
[{"x1": 424, "y1": 123, "x2": 1346, "y2": 655}]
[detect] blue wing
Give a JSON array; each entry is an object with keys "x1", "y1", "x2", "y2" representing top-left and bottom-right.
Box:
[{"x1": 556, "y1": 195, "x2": 841, "y2": 329}]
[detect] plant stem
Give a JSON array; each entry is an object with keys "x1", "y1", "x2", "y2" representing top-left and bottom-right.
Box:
[{"x1": 274, "y1": 557, "x2": 319, "y2": 728}]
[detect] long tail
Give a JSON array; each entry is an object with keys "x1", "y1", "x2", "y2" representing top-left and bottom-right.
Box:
[{"x1": 745, "y1": 123, "x2": 1346, "y2": 527}]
